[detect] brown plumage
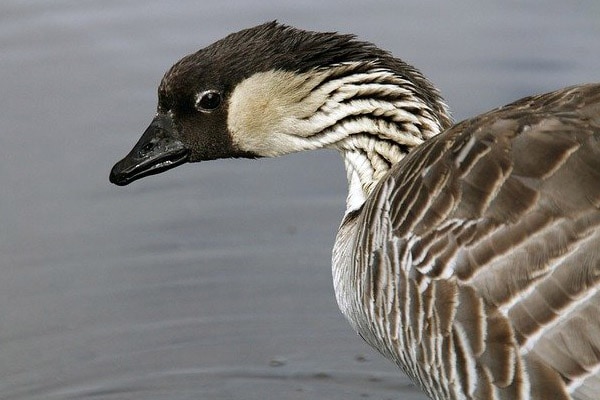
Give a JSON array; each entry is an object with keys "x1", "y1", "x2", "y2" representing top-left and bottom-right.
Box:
[{"x1": 349, "y1": 84, "x2": 600, "y2": 399}]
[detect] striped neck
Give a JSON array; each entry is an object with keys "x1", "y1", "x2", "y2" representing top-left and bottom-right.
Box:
[
  {"x1": 227, "y1": 63, "x2": 451, "y2": 213},
  {"x1": 316, "y1": 66, "x2": 451, "y2": 213}
]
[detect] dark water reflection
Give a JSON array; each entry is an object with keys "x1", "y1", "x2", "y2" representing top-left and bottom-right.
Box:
[{"x1": 2, "y1": 1, "x2": 599, "y2": 399}]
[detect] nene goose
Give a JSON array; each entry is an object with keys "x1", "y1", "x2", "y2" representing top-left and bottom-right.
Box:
[{"x1": 110, "y1": 22, "x2": 600, "y2": 400}]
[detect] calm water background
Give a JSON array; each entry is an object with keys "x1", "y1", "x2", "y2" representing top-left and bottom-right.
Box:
[{"x1": 2, "y1": 1, "x2": 599, "y2": 399}]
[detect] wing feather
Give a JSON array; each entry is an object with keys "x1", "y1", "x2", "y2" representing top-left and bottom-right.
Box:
[{"x1": 356, "y1": 84, "x2": 600, "y2": 399}]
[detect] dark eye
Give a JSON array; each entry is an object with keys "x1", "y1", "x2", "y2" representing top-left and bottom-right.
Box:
[{"x1": 195, "y1": 90, "x2": 222, "y2": 112}]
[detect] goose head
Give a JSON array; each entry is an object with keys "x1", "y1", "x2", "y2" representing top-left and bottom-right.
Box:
[{"x1": 109, "y1": 22, "x2": 449, "y2": 186}]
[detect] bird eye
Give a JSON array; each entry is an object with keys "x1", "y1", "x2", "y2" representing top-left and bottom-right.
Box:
[{"x1": 195, "y1": 90, "x2": 222, "y2": 112}]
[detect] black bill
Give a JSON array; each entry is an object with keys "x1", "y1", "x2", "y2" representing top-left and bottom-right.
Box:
[{"x1": 110, "y1": 114, "x2": 189, "y2": 186}]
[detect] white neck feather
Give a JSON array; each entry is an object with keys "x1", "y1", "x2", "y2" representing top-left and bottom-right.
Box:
[{"x1": 318, "y1": 69, "x2": 447, "y2": 213}]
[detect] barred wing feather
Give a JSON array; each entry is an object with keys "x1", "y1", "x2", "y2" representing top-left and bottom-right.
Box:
[{"x1": 355, "y1": 84, "x2": 600, "y2": 400}]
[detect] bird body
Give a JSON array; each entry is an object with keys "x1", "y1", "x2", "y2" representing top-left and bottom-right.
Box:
[
  {"x1": 110, "y1": 22, "x2": 600, "y2": 400},
  {"x1": 334, "y1": 84, "x2": 600, "y2": 399}
]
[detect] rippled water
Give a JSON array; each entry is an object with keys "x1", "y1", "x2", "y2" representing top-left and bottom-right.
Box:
[{"x1": 2, "y1": 1, "x2": 599, "y2": 399}]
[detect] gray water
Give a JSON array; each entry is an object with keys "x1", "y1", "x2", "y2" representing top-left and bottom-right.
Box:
[{"x1": 2, "y1": 1, "x2": 599, "y2": 399}]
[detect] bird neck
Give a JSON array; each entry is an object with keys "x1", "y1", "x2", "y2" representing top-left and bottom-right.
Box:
[
  {"x1": 317, "y1": 68, "x2": 451, "y2": 213},
  {"x1": 229, "y1": 63, "x2": 451, "y2": 213},
  {"x1": 336, "y1": 136, "x2": 414, "y2": 214},
  {"x1": 327, "y1": 72, "x2": 450, "y2": 335}
]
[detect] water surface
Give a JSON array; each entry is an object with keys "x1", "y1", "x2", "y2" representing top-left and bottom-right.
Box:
[{"x1": 2, "y1": 1, "x2": 599, "y2": 399}]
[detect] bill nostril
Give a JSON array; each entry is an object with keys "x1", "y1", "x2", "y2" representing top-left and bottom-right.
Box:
[{"x1": 138, "y1": 139, "x2": 158, "y2": 157}]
